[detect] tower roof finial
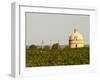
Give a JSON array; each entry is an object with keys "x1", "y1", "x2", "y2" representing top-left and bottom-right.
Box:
[{"x1": 74, "y1": 28, "x2": 77, "y2": 33}]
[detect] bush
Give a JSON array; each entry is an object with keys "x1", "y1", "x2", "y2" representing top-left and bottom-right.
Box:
[
  {"x1": 26, "y1": 47, "x2": 89, "y2": 67},
  {"x1": 52, "y1": 43, "x2": 60, "y2": 49}
]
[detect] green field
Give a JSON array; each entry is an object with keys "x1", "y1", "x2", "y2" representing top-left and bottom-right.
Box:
[{"x1": 26, "y1": 47, "x2": 89, "y2": 67}]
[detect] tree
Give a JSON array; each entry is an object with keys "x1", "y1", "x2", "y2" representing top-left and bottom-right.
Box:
[
  {"x1": 43, "y1": 45, "x2": 50, "y2": 50},
  {"x1": 65, "y1": 45, "x2": 69, "y2": 48},
  {"x1": 52, "y1": 43, "x2": 60, "y2": 49},
  {"x1": 29, "y1": 44, "x2": 37, "y2": 49}
]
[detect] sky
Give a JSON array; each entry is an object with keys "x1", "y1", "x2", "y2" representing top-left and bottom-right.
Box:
[{"x1": 26, "y1": 12, "x2": 89, "y2": 45}]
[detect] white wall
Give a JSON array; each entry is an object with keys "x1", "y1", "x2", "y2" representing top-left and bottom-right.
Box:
[{"x1": 0, "y1": 0, "x2": 100, "y2": 80}]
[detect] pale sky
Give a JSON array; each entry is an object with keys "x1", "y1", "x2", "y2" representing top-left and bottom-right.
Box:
[{"x1": 26, "y1": 12, "x2": 89, "y2": 45}]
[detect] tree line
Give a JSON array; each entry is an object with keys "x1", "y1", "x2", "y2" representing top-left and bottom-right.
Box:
[{"x1": 27, "y1": 43, "x2": 68, "y2": 49}]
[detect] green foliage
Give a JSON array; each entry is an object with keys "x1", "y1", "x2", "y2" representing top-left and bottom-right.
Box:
[
  {"x1": 26, "y1": 47, "x2": 89, "y2": 67},
  {"x1": 52, "y1": 43, "x2": 60, "y2": 49},
  {"x1": 29, "y1": 44, "x2": 37, "y2": 49},
  {"x1": 43, "y1": 45, "x2": 50, "y2": 50},
  {"x1": 65, "y1": 45, "x2": 69, "y2": 48}
]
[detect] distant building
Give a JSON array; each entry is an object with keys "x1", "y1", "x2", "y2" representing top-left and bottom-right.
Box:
[{"x1": 69, "y1": 28, "x2": 84, "y2": 48}]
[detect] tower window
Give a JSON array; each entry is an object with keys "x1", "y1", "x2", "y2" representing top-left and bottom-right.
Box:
[{"x1": 75, "y1": 44, "x2": 77, "y2": 48}]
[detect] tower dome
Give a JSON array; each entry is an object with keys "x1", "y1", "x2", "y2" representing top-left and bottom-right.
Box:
[{"x1": 69, "y1": 28, "x2": 84, "y2": 48}]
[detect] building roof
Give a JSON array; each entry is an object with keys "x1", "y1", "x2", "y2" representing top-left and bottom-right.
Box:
[{"x1": 69, "y1": 28, "x2": 84, "y2": 40}]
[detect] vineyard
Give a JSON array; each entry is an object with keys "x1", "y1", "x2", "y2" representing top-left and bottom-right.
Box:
[{"x1": 26, "y1": 47, "x2": 89, "y2": 67}]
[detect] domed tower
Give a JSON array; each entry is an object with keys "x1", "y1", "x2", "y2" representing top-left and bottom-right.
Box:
[{"x1": 69, "y1": 28, "x2": 84, "y2": 48}]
